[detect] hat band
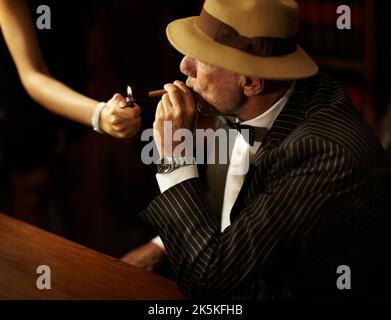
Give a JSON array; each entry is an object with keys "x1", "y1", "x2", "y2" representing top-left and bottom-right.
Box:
[{"x1": 197, "y1": 9, "x2": 297, "y2": 57}]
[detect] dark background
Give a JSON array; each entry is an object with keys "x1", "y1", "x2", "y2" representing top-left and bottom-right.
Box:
[
  {"x1": 0, "y1": 0, "x2": 389, "y2": 258},
  {"x1": 0, "y1": 0, "x2": 203, "y2": 257}
]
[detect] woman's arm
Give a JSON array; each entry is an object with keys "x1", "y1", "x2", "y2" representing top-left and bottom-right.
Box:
[{"x1": 0, "y1": 0, "x2": 140, "y2": 138}]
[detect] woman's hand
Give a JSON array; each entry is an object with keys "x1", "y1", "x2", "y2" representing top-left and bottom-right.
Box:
[{"x1": 100, "y1": 93, "x2": 142, "y2": 139}]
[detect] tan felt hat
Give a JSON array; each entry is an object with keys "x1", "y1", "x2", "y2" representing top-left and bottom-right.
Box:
[{"x1": 166, "y1": 0, "x2": 318, "y2": 80}]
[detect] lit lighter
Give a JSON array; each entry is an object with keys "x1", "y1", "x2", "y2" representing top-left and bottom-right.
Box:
[{"x1": 125, "y1": 85, "x2": 136, "y2": 107}]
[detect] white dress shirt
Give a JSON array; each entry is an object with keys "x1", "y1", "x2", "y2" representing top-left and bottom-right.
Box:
[{"x1": 152, "y1": 83, "x2": 295, "y2": 247}]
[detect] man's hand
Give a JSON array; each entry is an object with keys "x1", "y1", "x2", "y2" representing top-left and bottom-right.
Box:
[
  {"x1": 154, "y1": 81, "x2": 197, "y2": 156},
  {"x1": 121, "y1": 242, "x2": 167, "y2": 273},
  {"x1": 100, "y1": 93, "x2": 142, "y2": 139}
]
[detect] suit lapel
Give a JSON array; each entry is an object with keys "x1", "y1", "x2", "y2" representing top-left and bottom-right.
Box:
[
  {"x1": 230, "y1": 77, "x2": 314, "y2": 223},
  {"x1": 201, "y1": 117, "x2": 232, "y2": 224}
]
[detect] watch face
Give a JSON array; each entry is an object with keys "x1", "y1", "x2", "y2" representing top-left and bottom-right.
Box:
[
  {"x1": 156, "y1": 157, "x2": 175, "y2": 174},
  {"x1": 156, "y1": 156, "x2": 195, "y2": 174},
  {"x1": 157, "y1": 163, "x2": 173, "y2": 174}
]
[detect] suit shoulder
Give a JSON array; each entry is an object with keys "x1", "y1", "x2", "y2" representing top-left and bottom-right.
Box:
[{"x1": 287, "y1": 73, "x2": 385, "y2": 164}]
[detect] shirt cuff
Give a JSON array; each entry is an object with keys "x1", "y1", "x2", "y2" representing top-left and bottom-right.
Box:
[
  {"x1": 151, "y1": 236, "x2": 165, "y2": 249},
  {"x1": 156, "y1": 165, "x2": 198, "y2": 193}
]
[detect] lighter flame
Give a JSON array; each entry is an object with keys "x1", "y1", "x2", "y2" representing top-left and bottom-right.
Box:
[{"x1": 127, "y1": 85, "x2": 133, "y2": 98}]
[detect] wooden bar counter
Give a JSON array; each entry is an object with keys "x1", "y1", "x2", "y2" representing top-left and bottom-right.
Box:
[{"x1": 0, "y1": 213, "x2": 184, "y2": 300}]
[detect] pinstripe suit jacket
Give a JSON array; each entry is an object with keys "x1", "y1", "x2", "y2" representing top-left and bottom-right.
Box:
[{"x1": 141, "y1": 73, "x2": 391, "y2": 299}]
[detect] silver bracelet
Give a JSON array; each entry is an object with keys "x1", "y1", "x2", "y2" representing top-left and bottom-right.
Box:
[{"x1": 92, "y1": 102, "x2": 107, "y2": 133}]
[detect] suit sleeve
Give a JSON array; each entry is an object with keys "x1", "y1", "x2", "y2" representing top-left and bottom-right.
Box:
[{"x1": 140, "y1": 137, "x2": 362, "y2": 298}]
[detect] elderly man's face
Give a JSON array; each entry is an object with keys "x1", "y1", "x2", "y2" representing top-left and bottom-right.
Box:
[{"x1": 180, "y1": 56, "x2": 244, "y2": 116}]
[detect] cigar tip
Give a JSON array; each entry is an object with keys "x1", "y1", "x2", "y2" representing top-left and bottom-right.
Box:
[{"x1": 148, "y1": 89, "x2": 167, "y2": 98}]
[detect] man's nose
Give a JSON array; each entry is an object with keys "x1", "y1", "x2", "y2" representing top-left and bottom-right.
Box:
[{"x1": 180, "y1": 56, "x2": 197, "y2": 78}]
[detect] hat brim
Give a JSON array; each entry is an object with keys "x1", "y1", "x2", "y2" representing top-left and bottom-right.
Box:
[{"x1": 167, "y1": 17, "x2": 318, "y2": 80}]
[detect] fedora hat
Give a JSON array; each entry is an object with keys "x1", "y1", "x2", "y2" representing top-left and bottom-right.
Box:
[{"x1": 166, "y1": 0, "x2": 318, "y2": 80}]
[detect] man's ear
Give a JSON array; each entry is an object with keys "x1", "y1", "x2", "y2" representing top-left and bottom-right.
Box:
[{"x1": 240, "y1": 76, "x2": 264, "y2": 97}]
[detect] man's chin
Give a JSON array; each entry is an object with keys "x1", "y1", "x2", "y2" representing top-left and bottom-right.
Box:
[
  {"x1": 196, "y1": 102, "x2": 220, "y2": 117},
  {"x1": 193, "y1": 93, "x2": 220, "y2": 117}
]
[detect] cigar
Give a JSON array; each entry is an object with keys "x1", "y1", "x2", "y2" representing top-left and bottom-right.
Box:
[{"x1": 148, "y1": 89, "x2": 167, "y2": 98}]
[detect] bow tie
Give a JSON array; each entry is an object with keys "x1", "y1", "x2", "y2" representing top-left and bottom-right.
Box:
[{"x1": 223, "y1": 118, "x2": 256, "y2": 146}]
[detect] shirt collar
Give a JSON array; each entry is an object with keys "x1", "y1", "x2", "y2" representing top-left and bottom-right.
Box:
[{"x1": 239, "y1": 81, "x2": 296, "y2": 129}]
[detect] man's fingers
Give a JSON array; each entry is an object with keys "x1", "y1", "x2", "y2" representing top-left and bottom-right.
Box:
[
  {"x1": 173, "y1": 80, "x2": 187, "y2": 93},
  {"x1": 120, "y1": 243, "x2": 166, "y2": 272},
  {"x1": 164, "y1": 83, "x2": 184, "y2": 116},
  {"x1": 174, "y1": 80, "x2": 195, "y2": 110},
  {"x1": 161, "y1": 93, "x2": 173, "y2": 119},
  {"x1": 155, "y1": 100, "x2": 164, "y2": 121}
]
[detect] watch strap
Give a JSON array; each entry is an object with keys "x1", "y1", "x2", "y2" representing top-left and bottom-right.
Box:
[{"x1": 156, "y1": 156, "x2": 196, "y2": 174}]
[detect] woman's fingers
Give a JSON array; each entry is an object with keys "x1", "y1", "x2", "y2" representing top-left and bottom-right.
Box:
[{"x1": 100, "y1": 94, "x2": 142, "y2": 138}]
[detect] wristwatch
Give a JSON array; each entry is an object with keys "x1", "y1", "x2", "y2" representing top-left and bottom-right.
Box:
[{"x1": 156, "y1": 157, "x2": 196, "y2": 174}]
